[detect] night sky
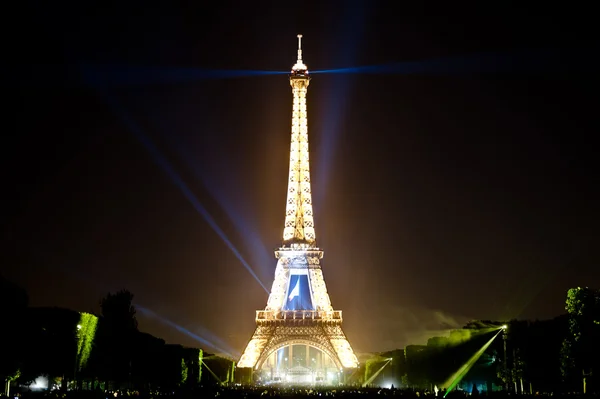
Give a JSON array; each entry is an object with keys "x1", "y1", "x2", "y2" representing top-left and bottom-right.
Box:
[{"x1": 2, "y1": 2, "x2": 598, "y2": 357}]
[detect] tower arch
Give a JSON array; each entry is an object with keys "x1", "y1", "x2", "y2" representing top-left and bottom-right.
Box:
[{"x1": 256, "y1": 338, "x2": 343, "y2": 371}]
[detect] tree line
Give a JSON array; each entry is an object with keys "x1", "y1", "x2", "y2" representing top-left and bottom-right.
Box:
[
  {"x1": 363, "y1": 287, "x2": 599, "y2": 393},
  {"x1": 2, "y1": 275, "x2": 598, "y2": 393},
  {"x1": 0, "y1": 276, "x2": 234, "y2": 394}
]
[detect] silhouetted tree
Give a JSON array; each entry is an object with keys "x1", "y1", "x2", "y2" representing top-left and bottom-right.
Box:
[
  {"x1": 404, "y1": 345, "x2": 430, "y2": 388},
  {"x1": 0, "y1": 276, "x2": 29, "y2": 391},
  {"x1": 130, "y1": 332, "x2": 165, "y2": 390},
  {"x1": 527, "y1": 316, "x2": 567, "y2": 392},
  {"x1": 19, "y1": 307, "x2": 80, "y2": 387},
  {"x1": 100, "y1": 290, "x2": 138, "y2": 332},
  {"x1": 97, "y1": 290, "x2": 138, "y2": 388},
  {"x1": 561, "y1": 287, "x2": 600, "y2": 391}
]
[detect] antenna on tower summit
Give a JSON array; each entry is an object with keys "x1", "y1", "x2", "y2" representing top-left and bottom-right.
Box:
[
  {"x1": 297, "y1": 34, "x2": 303, "y2": 62},
  {"x1": 292, "y1": 34, "x2": 307, "y2": 72}
]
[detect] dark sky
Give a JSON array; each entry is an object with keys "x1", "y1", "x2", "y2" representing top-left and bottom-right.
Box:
[{"x1": 2, "y1": 2, "x2": 598, "y2": 356}]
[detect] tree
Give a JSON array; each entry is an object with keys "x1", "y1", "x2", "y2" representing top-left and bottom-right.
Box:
[
  {"x1": 97, "y1": 290, "x2": 139, "y2": 387},
  {"x1": 0, "y1": 276, "x2": 29, "y2": 393},
  {"x1": 100, "y1": 290, "x2": 138, "y2": 332},
  {"x1": 512, "y1": 349, "x2": 525, "y2": 393},
  {"x1": 181, "y1": 358, "x2": 188, "y2": 385},
  {"x1": 561, "y1": 287, "x2": 600, "y2": 390}
]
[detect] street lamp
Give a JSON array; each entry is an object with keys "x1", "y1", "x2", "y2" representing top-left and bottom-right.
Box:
[
  {"x1": 502, "y1": 325, "x2": 508, "y2": 392},
  {"x1": 73, "y1": 324, "x2": 82, "y2": 389}
]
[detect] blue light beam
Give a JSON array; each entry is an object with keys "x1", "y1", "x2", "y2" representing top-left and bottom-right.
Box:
[
  {"x1": 314, "y1": 0, "x2": 371, "y2": 208},
  {"x1": 155, "y1": 129, "x2": 273, "y2": 283},
  {"x1": 137, "y1": 305, "x2": 236, "y2": 357},
  {"x1": 82, "y1": 64, "x2": 287, "y2": 87},
  {"x1": 96, "y1": 88, "x2": 270, "y2": 293},
  {"x1": 311, "y1": 49, "x2": 596, "y2": 76}
]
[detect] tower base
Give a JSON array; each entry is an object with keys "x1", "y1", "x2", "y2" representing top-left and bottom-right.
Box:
[{"x1": 239, "y1": 313, "x2": 358, "y2": 384}]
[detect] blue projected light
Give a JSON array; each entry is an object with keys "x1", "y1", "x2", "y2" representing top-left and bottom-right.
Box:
[
  {"x1": 93, "y1": 88, "x2": 269, "y2": 293},
  {"x1": 154, "y1": 129, "x2": 273, "y2": 284},
  {"x1": 312, "y1": 2, "x2": 370, "y2": 208},
  {"x1": 5, "y1": 48, "x2": 589, "y2": 90},
  {"x1": 311, "y1": 49, "x2": 588, "y2": 76},
  {"x1": 81, "y1": 64, "x2": 287, "y2": 87},
  {"x1": 283, "y1": 275, "x2": 314, "y2": 311},
  {"x1": 137, "y1": 305, "x2": 236, "y2": 357}
]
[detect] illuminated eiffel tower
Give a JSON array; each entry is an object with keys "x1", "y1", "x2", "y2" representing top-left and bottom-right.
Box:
[{"x1": 238, "y1": 35, "x2": 358, "y2": 384}]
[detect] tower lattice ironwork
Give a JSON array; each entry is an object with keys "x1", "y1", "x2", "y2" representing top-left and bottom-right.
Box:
[{"x1": 238, "y1": 35, "x2": 358, "y2": 375}]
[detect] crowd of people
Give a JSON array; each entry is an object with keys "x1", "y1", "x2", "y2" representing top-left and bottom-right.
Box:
[{"x1": 2, "y1": 386, "x2": 594, "y2": 399}]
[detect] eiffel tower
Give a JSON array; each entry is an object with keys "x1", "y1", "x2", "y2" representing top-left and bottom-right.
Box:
[{"x1": 238, "y1": 35, "x2": 358, "y2": 384}]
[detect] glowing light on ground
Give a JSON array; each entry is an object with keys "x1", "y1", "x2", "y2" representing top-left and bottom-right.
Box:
[
  {"x1": 200, "y1": 359, "x2": 222, "y2": 384},
  {"x1": 28, "y1": 376, "x2": 49, "y2": 390},
  {"x1": 362, "y1": 358, "x2": 392, "y2": 387},
  {"x1": 442, "y1": 329, "x2": 503, "y2": 397}
]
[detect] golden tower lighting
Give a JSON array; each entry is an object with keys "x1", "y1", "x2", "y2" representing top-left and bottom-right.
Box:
[{"x1": 238, "y1": 35, "x2": 358, "y2": 382}]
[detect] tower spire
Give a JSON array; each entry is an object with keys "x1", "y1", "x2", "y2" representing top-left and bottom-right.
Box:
[
  {"x1": 292, "y1": 33, "x2": 307, "y2": 71},
  {"x1": 297, "y1": 34, "x2": 303, "y2": 64}
]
